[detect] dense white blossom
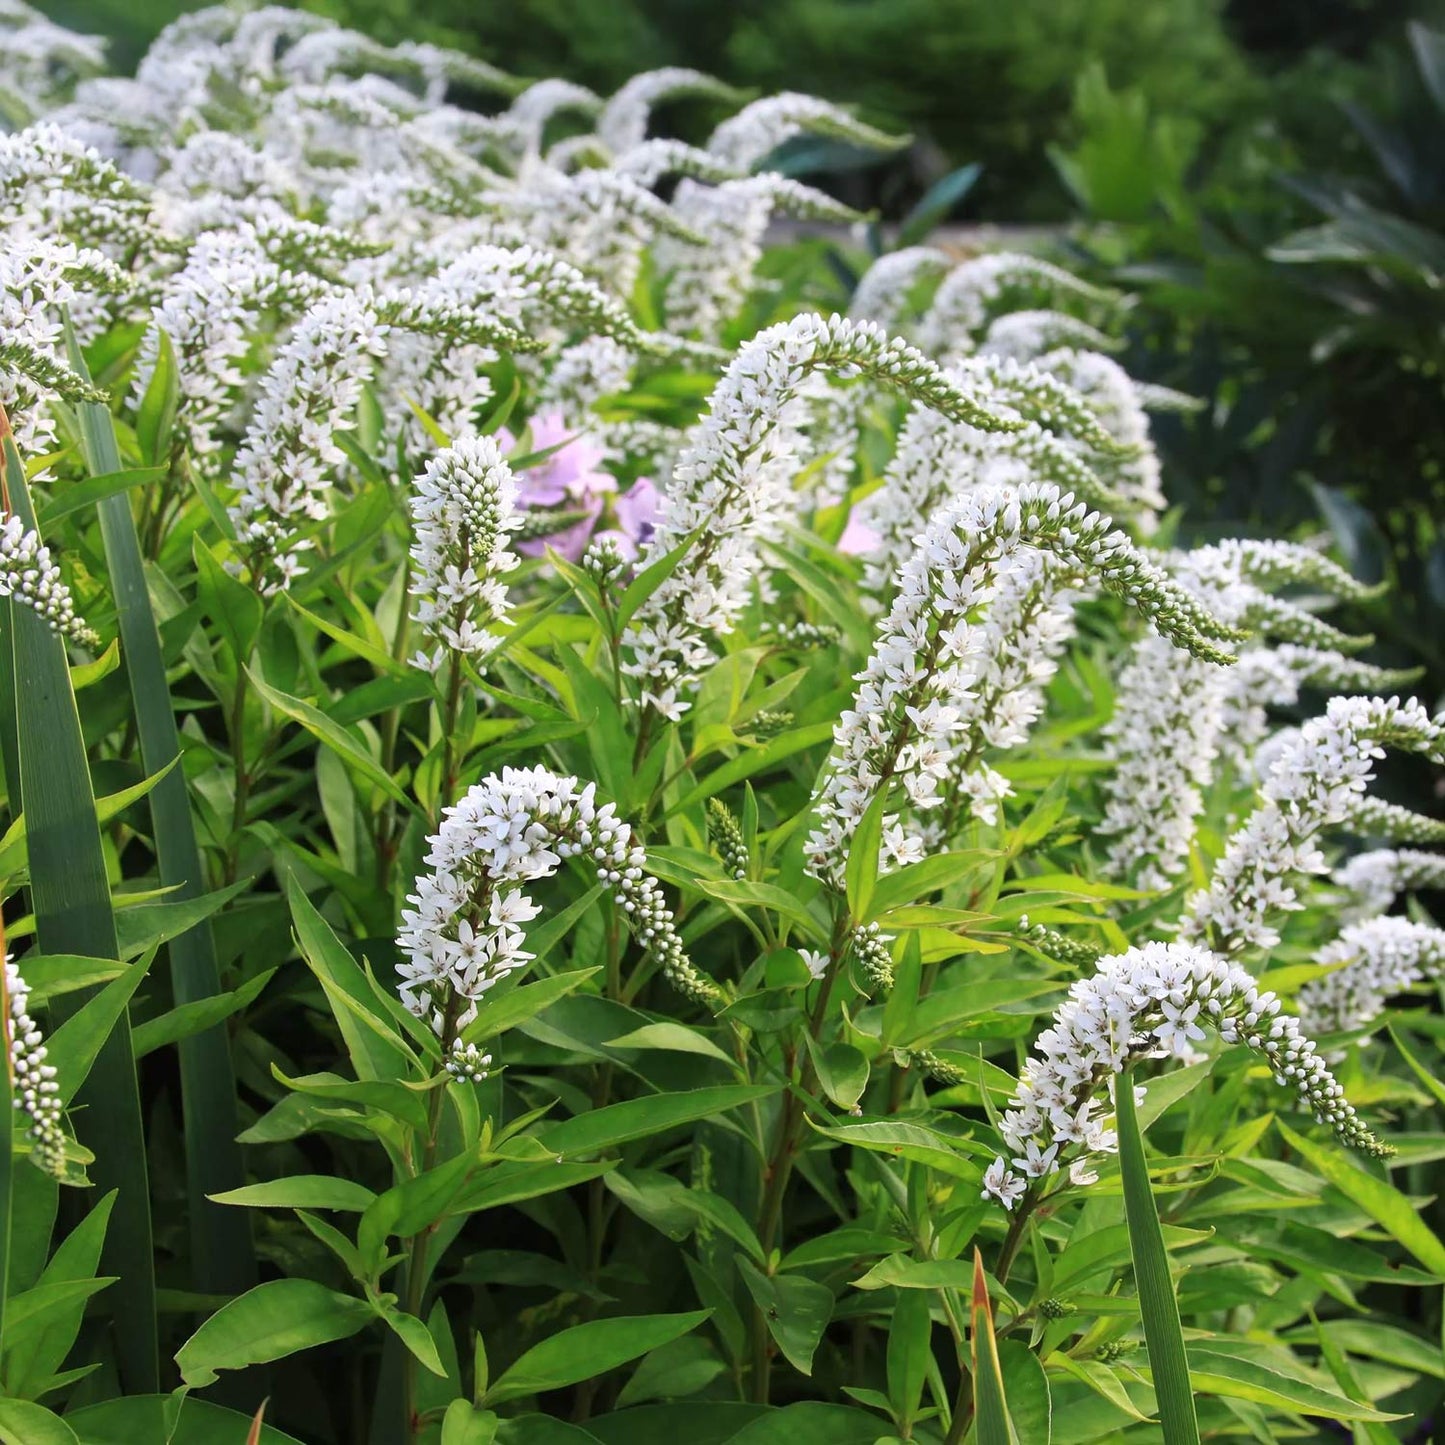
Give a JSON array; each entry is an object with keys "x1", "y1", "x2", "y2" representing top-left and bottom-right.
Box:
[
  {"x1": 706, "y1": 92, "x2": 904, "y2": 170},
  {"x1": 983, "y1": 941, "x2": 1386, "y2": 1209},
  {"x1": 1298, "y1": 917, "x2": 1445, "y2": 1037},
  {"x1": 1335, "y1": 848, "x2": 1445, "y2": 920},
  {"x1": 1179, "y1": 696, "x2": 1445, "y2": 956},
  {"x1": 807, "y1": 482, "x2": 1236, "y2": 884},
  {"x1": 622, "y1": 313, "x2": 1025, "y2": 721},
  {"x1": 397, "y1": 766, "x2": 718, "y2": 1037},
  {"x1": 848, "y1": 247, "x2": 951, "y2": 333},
  {"x1": 0, "y1": 513, "x2": 99, "y2": 648},
  {"x1": 407, "y1": 438, "x2": 522, "y2": 675}
]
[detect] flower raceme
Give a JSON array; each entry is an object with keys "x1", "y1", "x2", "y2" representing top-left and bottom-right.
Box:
[
  {"x1": 1298, "y1": 916, "x2": 1445, "y2": 1037},
  {"x1": 397, "y1": 766, "x2": 719, "y2": 1043},
  {"x1": 805, "y1": 481, "x2": 1238, "y2": 885},
  {"x1": 621, "y1": 312, "x2": 1033, "y2": 722},
  {"x1": 1179, "y1": 695, "x2": 1445, "y2": 957},
  {"x1": 0, "y1": 512, "x2": 99, "y2": 648},
  {"x1": 1335, "y1": 847, "x2": 1445, "y2": 920},
  {"x1": 982, "y1": 941, "x2": 1388, "y2": 1211},
  {"x1": 406, "y1": 437, "x2": 522, "y2": 675}
]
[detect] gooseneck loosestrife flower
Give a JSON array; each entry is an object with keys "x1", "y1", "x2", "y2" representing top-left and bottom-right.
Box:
[
  {"x1": 622, "y1": 313, "x2": 1032, "y2": 721},
  {"x1": 982, "y1": 941, "x2": 1388, "y2": 1211},
  {"x1": 406, "y1": 437, "x2": 522, "y2": 675},
  {"x1": 848, "y1": 246, "x2": 951, "y2": 333},
  {"x1": 397, "y1": 766, "x2": 719, "y2": 1050},
  {"x1": 1179, "y1": 696, "x2": 1445, "y2": 957},
  {"x1": 1298, "y1": 917, "x2": 1445, "y2": 1037},
  {"x1": 806, "y1": 480, "x2": 1239, "y2": 888},
  {"x1": 1335, "y1": 847, "x2": 1445, "y2": 919},
  {"x1": 4, "y1": 954, "x2": 66, "y2": 1178}
]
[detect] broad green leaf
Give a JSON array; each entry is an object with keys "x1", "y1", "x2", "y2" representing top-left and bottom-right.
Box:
[
  {"x1": 67, "y1": 1395, "x2": 308, "y2": 1444},
  {"x1": 176, "y1": 1278, "x2": 376, "y2": 1387},
  {"x1": 738, "y1": 1258, "x2": 833, "y2": 1377},
  {"x1": 1185, "y1": 1341, "x2": 1400, "y2": 1423},
  {"x1": 0, "y1": 1400, "x2": 79, "y2": 1445},
  {"x1": 485, "y1": 1311, "x2": 711, "y2": 1404},
  {"x1": 998, "y1": 1340, "x2": 1051, "y2": 1445},
  {"x1": 845, "y1": 790, "x2": 887, "y2": 922},
  {"x1": 1277, "y1": 1120, "x2": 1445, "y2": 1277},
  {"x1": 531, "y1": 1086, "x2": 776, "y2": 1157}
]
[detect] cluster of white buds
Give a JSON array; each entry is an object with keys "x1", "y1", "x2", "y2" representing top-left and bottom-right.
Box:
[
  {"x1": 1298, "y1": 917, "x2": 1445, "y2": 1037},
  {"x1": 407, "y1": 438, "x2": 522, "y2": 676},
  {"x1": 1339, "y1": 793, "x2": 1445, "y2": 845},
  {"x1": 622, "y1": 312, "x2": 1023, "y2": 721},
  {"x1": 981, "y1": 311, "x2": 1119, "y2": 364},
  {"x1": 854, "y1": 408, "x2": 1124, "y2": 599},
  {"x1": 4, "y1": 955, "x2": 66, "y2": 1177},
  {"x1": 848, "y1": 246, "x2": 951, "y2": 334},
  {"x1": 849, "y1": 923, "x2": 895, "y2": 992},
  {"x1": 135, "y1": 228, "x2": 324, "y2": 470},
  {"x1": 1098, "y1": 541, "x2": 1398, "y2": 889},
  {"x1": 597, "y1": 68, "x2": 747, "y2": 155},
  {"x1": 397, "y1": 765, "x2": 719, "y2": 1039},
  {"x1": 983, "y1": 941, "x2": 1387, "y2": 1211},
  {"x1": 1017, "y1": 917, "x2": 1102, "y2": 966},
  {"x1": 917, "y1": 252, "x2": 1122, "y2": 361},
  {"x1": 705, "y1": 92, "x2": 906, "y2": 171},
  {"x1": 0, "y1": 512, "x2": 99, "y2": 648},
  {"x1": 1179, "y1": 696, "x2": 1445, "y2": 956},
  {"x1": 806, "y1": 482, "x2": 1236, "y2": 886},
  {"x1": 582, "y1": 535, "x2": 628, "y2": 588},
  {"x1": 228, "y1": 292, "x2": 389, "y2": 593},
  {"x1": 0, "y1": 234, "x2": 125, "y2": 458},
  {"x1": 1335, "y1": 847, "x2": 1445, "y2": 921},
  {"x1": 770, "y1": 620, "x2": 840, "y2": 650},
  {"x1": 445, "y1": 1040, "x2": 493, "y2": 1083},
  {"x1": 706, "y1": 799, "x2": 749, "y2": 881}
]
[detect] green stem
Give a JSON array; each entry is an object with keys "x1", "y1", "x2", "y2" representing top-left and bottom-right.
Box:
[{"x1": 749, "y1": 904, "x2": 851, "y2": 1403}]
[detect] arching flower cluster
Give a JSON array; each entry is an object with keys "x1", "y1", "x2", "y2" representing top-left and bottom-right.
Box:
[
  {"x1": 1297, "y1": 917, "x2": 1445, "y2": 1037},
  {"x1": 1335, "y1": 847, "x2": 1445, "y2": 921},
  {"x1": 1097, "y1": 540, "x2": 1407, "y2": 891},
  {"x1": 397, "y1": 766, "x2": 719, "y2": 1039},
  {"x1": 621, "y1": 313, "x2": 1024, "y2": 721},
  {"x1": 4, "y1": 954, "x2": 66, "y2": 1178},
  {"x1": 916, "y1": 252, "x2": 1122, "y2": 363},
  {"x1": 407, "y1": 438, "x2": 522, "y2": 675},
  {"x1": 1179, "y1": 696, "x2": 1445, "y2": 957},
  {"x1": 806, "y1": 482, "x2": 1236, "y2": 886},
  {"x1": 983, "y1": 941, "x2": 1388, "y2": 1211}
]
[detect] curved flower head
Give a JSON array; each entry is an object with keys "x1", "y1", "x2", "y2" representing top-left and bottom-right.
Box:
[
  {"x1": 1179, "y1": 695, "x2": 1445, "y2": 957},
  {"x1": 1298, "y1": 917, "x2": 1445, "y2": 1037},
  {"x1": 983, "y1": 941, "x2": 1387, "y2": 1210},
  {"x1": 621, "y1": 312, "x2": 1028, "y2": 722},
  {"x1": 397, "y1": 766, "x2": 719, "y2": 1041},
  {"x1": 806, "y1": 482, "x2": 1238, "y2": 886},
  {"x1": 4, "y1": 955, "x2": 67, "y2": 1178}
]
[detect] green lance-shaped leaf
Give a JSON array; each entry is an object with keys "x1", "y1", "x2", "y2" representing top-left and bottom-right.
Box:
[
  {"x1": 1115, "y1": 1068, "x2": 1200, "y2": 1445},
  {"x1": 971, "y1": 1248, "x2": 1019, "y2": 1445},
  {"x1": 3, "y1": 430, "x2": 158, "y2": 1394},
  {"x1": 65, "y1": 323, "x2": 255, "y2": 1298}
]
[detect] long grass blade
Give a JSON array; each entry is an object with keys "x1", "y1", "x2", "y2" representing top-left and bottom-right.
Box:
[
  {"x1": 65, "y1": 323, "x2": 255, "y2": 1297},
  {"x1": 1115, "y1": 1069, "x2": 1200, "y2": 1445},
  {"x1": 0, "y1": 920, "x2": 12, "y2": 1357},
  {"x1": 3, "y1": 430, "x2": 158, "y2": 1393},
  {"x1": 970, "y1": 1247, "x2": 1018, "y2": 1445}
]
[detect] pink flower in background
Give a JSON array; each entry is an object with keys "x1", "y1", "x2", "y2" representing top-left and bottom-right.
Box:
[
  {"x1": 836, "y1": 512, "x2": 880, "y2": 555},
  {"x1": 501, "y1": 411, "x2": 614, "y2": 561},
  {"x1": 606, "y1": 476, "x2": 661, "y2": 559},
  {"x1": 502, "y1": 413, "x2": 662, "y2": 565}
]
